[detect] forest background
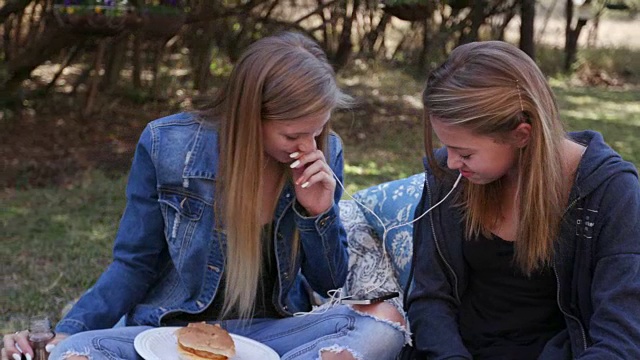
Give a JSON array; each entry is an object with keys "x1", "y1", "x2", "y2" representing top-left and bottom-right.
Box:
[{"x1": 1, "y1": 0, "x2": 639, "y2": 333}]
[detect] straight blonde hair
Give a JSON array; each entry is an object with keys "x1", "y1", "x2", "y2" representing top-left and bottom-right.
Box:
[
  {"x1": 203, "y1": 32, "x2": 351, "y2": 319},
  {"x1": 423, "y1": 41, "x2": 566, "y2": 275}
]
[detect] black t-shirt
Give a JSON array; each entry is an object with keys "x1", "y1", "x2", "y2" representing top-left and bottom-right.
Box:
[
  {"x1": 167, "y1": 225, "x2": 284, "y2": 324},
  {"x1": 459, "y1": 233, "x2": 565, "y2": 360}
]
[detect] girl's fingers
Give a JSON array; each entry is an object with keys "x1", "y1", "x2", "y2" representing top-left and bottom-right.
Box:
[
  {"x1": 298, "y1": 170, "x2": 333, "y2": 189},
  {"x1": 44, "y1": 334, "x2": 67, "y2": 354},
  {"x1": 0, "y1": 330, "x2": 64, "y2": 360},
  {"x1": 16, "y1": 332, "x2": 33, "y2": 360},
  {"x1": 290, "y1": 150, "x2": 332, "y2": 185},
  {"x1": 296, "y1": 161, "x2": 333, "y2": 187},
  {"x1": 3, "y1": 331, "x2": 31, "y2": 360},
  {"x1": 289, "y1": 150, "x2": 327, "y2": 170},
  {"x1": 290, "y1": 150, "x2": 335, "y2": 215}
]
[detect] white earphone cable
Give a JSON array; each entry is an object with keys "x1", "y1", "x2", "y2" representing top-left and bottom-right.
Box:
[{"x1": 294, "y1": 169, "x2": 462, "y2": 316}]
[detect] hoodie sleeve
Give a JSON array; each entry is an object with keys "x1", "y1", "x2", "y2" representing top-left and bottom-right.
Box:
[
  {"x1": 407, "y1": 182, "x2": 472, "y2": 360},
  {"x1": 580, "y1": 171, "x2": 640, "y2": 359}
]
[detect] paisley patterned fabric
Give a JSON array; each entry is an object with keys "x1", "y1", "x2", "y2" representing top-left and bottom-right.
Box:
[
  {"x1": 340, "y1": 200, "x2": 402, "y2": 302},
  {"x1": 350, "y1": 173, "x2": 425, "y2": 289},
  {"x1": 338, "y1": 173, "x2": 426, "y2": 304}
]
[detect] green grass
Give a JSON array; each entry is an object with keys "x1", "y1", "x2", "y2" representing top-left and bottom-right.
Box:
[
  {"x1": 552, "y1": 79, "x2": 640, "y2": 164},
  {"x1": 1, "y1": 173, "x2": 127, "y2": 333},
  {"x1": 526, "y1": 45, "x2": 640, "y2": 84},
  {"x1": 1, "y1": 67, "x2": 639, "y2": 334},
  {"x1": 335, "y1": 60, "x2": 427, "y2": 194}
]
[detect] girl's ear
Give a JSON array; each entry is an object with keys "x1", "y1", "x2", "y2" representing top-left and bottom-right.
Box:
[{"x1": 510, "y1": 122, "x2": 532, "y2": 148}]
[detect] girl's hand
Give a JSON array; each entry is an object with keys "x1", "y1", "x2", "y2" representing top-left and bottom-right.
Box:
[
  {"x1": 289, "y1": 149, "x2": 336, "y2": 216},
  {"x1": 2, "y1": 331, "x2": 67, "y2": 360}
]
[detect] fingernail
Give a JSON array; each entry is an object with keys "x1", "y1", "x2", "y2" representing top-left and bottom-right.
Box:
[
  {"x1": 289, "y1": 152, "x2": 299, "y2": 158},
  {"x1": 301, "y1": 181, "x2": 309, "y2": 188},
  {"x1": 46, "y1": 344, "x2": 56, "y2": 352},
  {"x1": 13, "y1": 354, "x2": 21, "y2": 360},
  {"x1": 25, "y1": 354, "x2": 32, "y2": 360},
  {"x1": 290, "y1": 160, "x2": 300, "y2": 169}
]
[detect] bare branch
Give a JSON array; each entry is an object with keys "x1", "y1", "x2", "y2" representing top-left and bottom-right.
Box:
[
  {"x1": 294, "y1": 0, "x2": 340, "y2": 25},
  {"x1": 184, "y1": 0, "x2": 263, "y2": 25},
  {"x1": 0, "y1": 0, "x2": 31, "y2": 24}
]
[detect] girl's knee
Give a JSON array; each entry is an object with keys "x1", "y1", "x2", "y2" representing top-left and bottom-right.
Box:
[
  {"x1": 50, "y1": 346, "x2": 91, "y2": 360},
  {"x1": 353, "y1": 302, "x2": 406, "y2": 327},
  {"x1": 48, "y1": 326, "x2": 147, "y2": 359},
  {"x1": 320, "y1": 350, "x2": 356, "y2": 360},
  {"x1": 49, "y1": 332, "x2": 96, "y2": 360},
  {"x1": 49, "y1": 344, "x2": 91, "y2": 360},
  {"x1": 320, "y1": 346, "x2": 360, "y2": 360}
]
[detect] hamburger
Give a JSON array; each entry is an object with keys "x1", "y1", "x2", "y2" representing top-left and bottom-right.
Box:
[{"x1": 175, "y1": 322, "x2": 236, "y2": 360}]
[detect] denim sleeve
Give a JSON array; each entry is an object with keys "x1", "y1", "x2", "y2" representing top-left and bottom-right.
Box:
[
  {"x1": 580, "y1": 172, "x2": 640, "y2": 359},
  {"x1": 407, "y1": 186, "x2": 472, "y2": 360},
  {"x1": 293, "y1": 134, "x2": 349, "y2": 295},
  {"x1": 56, "y1": 125, "x2": 166, "y2": 335}
]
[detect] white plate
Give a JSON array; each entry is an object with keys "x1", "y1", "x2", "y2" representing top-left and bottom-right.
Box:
[{"x1": 134, "y1": 326, "x2": 280, "y2": 360}]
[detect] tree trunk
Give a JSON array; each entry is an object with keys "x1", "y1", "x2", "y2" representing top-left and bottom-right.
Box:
[
  {"x1": 0, "y1": 0, "x2": 32, "y2": 24},
  {"x1": 3, "y1": 12, "x2": 15, "y2": 62},
  {"x1": 520, "y1": 0, "x2": 535, "y2": 60},
  {"x1": 189, "y1": 21, "x2": 216, "y2": 92},
  {"x1": 333, "y1": 0, "x2": 360, "y2": 72},
  {"x1": 45, "y1": 44, "x2": 80, "y2": 93},
  {"x1": 132, "y1": 34, "x2": 143, "y2": 89},
  {"x1": 418, "y1": 15, "x2": 431, "y2": 74},
  {"x1": 494, "y1": 10, "x2": 515, "y2": 40},
  {"x1": 1, "y1": 20, "x2": 79, "y2": 102},
  {"x1": 316, "y1": 0, "x2": 329, "y2": 50},
  {"x1": 150, "y1": 42, "x2": 165, "y2": 99},
  {"x1": 564, "y1": 0, "x2": 587, "y2": 71},
  {"x1": 587, "y1": 13, "x2": 599, "y2": 47},
  {"x1": 464, "y1": 0, "x2": 486, "y2": 44},
  {"x1": 102, "y1": 35, "x2": 129, "y2": 91},
  {"x1": 361, "y1": 12, "x2": 390, "y2": 55},
  {"x1": 536, "y1": 0, "x2": 558, "y2": 41},
  {"x1": 83, "y1": 39, "x2": 107, "y2": 116}
]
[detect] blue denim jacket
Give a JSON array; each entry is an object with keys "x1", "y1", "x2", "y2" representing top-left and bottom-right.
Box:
[
  {"x1": 56, "y1": 113, "x2": 349, "y2": 335},
  {"x1": 408, "y1": 131, "x2": 640, "y2": 359}
]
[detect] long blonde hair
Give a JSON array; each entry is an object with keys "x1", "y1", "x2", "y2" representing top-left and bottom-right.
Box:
[
  {"x1": 204, "y1": 32, "x2": 350, "y2": 319},
  {"x1": 423, "y1": 41, "x2": 566, "y2": 275}
]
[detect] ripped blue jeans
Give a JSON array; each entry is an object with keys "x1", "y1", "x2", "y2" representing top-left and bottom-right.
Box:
[{"x1": 50, "y1": 304, "x2": 407, "y2": 360}]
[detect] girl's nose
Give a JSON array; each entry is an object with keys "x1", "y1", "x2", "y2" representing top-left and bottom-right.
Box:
[
  {"x1": 447, "y1": 151, "x2": 462, "y2": 170},
  {"x1": 298, "y1": 137, "x2": 317, "y2": 153}
]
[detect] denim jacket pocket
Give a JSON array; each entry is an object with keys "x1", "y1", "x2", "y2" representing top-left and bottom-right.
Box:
[{"x1": 158, "y1": 191, "x2": 206, "y2": 248}]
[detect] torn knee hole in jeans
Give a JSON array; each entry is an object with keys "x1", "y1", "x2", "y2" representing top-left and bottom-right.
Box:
[
  {"x1": 319, "y1": 345, "x2": 363, "y2": 360},
  {"x1": 347, "y1": 305, "x2": 412, "y2": 344},
  {"x1": 60, "y1": 349, "x2": 92, "y2": 360}
]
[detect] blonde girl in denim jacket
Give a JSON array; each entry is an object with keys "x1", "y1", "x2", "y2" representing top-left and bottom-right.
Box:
[{"x1": 3, "y1": 32, "x2": 407, "y2": 360}]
